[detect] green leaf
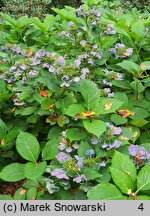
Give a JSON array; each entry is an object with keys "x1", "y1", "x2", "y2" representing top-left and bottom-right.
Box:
[
  {"x1": 112, "y1": 151, "x2": 136, "y2": 182},
  {"x1": 80, "y1": 79, "x2": 100, "y2": 110},
  {"x1": 117, "y1": 60, "x2": 140, "y2": 74},
  {"x1": 0, "y1": 195, "x2": 13, "y2": 200},
  {"x1": 96, "y1": 98, "x2": 124, "y2": 114},
  {"x1": 16, "y1": 131, "x2": 40, "y2": 162},
  {"x1": 24, "y1": 161, "x2": 47, "y2": 180},
  {"x1": 82, "y1": 167, "x2": 102, "y2": 180},
  {"x1": 88, "y1": 183, "x2": 124, "y2": 200},
  {"x1": 131, "y1": 20, "x2": 145, "y2": 38},
  {"x1": 140, "y1": 131, "x2": 150, "y2": 143},
  {"x1": 112, "y1": 80, "x2": 131, "y2": 89},
  {"x1": 115, "y1": 26, "x2": 131, "y2": 40},
  {"x1": 0, "y1": 163, "x2": 25, "y2": 182},
  {"x1": 83, "y1": 119, "x2": 106, "y2": 138},
  {"x1": 141, "y1": 143, "x2": 150, "y2": 153},
  {"x1": 78, "y1": 141, "x2": 91, "y2": 157},
  {"x1": 31, "y1": 17, "x2": 46, "y2": 32},
  {"x1": 129, "y1": 107, "x2": 149, "y2": 120},
  {"x1": 0, "y1": 119, "x2": 7, "y2": 141},
  {"x1": 137, "y1": 195, "x2": 150, "y2": 200},
  {"x1": 129, "y1": 119, "x2": 149, "y2": 127},
  {"x1": 110, "y1": 114, "x2": 127, "y2": 125},
  {"x1": 43, "y1": 15, "x2": 55, "y2": 31},
  {"x1": 130, "y1": 80, "x2": 145, "y2": 93},
  {"x1": 56, "y1": 94, "x2": 77, "y2": 112},
  {"x1": 110, "y1": 167, "x2": 134, "y2": 194},
  {"x1": 5, "y1": 127, "x2": 20, "y2": 143},
  {"x1": 137, "y1": 165, "x2": 150, "y2": 192},
  {"x1": 21, "y1": 107, "x2": 37, "y2": 116},
  {"x1": 66, "y1": 128, "x2": 87, "y2": 142},
  {"x1": 64, "y1": 104, "x2": 85, "y2": 117},
  {"x1": 0, "y1": 80, "x2": 6, "y2": 92},
  {"x1": 140, "y1": 61, "x2": 150, "y2": 71},
  {"x1": 14, "y1": 188, "x2": 26, "y2": 200},
  {"x1": 42, "y1": 138, "x2": 61, "y2": 160},
  {"x1": 26, "y1": 187, "x2": 37, "y2": 200}
]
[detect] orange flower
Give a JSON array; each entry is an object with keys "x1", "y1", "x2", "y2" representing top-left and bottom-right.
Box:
[
  {"x1": 27, "y1": 50, "x2": 33, "y2": 56},
  {"x1": 117, "y1": 109, "x2": 135, "y2": 118},
  {"x1": 82, "y1": 111, "x2": 96, "y2": 118},
  {"x1": 40, "y1": 90, "x2": 48, "y2": 97},
  {"x1": 48, "y1": 104, "x2": 55, "y2": 109}
]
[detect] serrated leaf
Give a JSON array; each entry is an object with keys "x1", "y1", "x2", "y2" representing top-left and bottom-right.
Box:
[
  {"x1": 110, "y1": 167, "x2": 134, "y2": 194},
  {"x1": 0, "y1": 163, "x2": 25, "y2": 182},
  {"x1": 96, "y1": 98, "x2": 124, "y2": 114},
  {"x1": 78, "y1": 141, "x2": 91, "y2": 157},
  {"x1": 137, "y1": 165, "x2": 150, "y2": 192},
  {"x1": 14, "y1": 188, "x2": 27, "y2": 200},
  {"x1": 82, "y1": 167, "x2": 102, "y2": 180},
  {"x1": 88, "y1": 183, "x2": 124, "y2": 200},
  {"x1": 16, "y1": 131, "x2": 40, "y2": 162},
  {"x1": 131, "y1": 20, "x2": 145, "y2": 38},
  {"x1": 24, "y1": 161, "x2": 47, "y2": 180},
  {"x1": 64, "y1": 104, "x2": 85, "y2": 117},
  {"x1": 83, "y1": 119, "x2": 106, "y2": 137},
  {"x1": 117, "y1": 60, "x2": 140, "y2": 74},
  {"x1": 112, "y1": 151, "x2": 136, "y2": 182},
  {"x1": 26, "y1": 187, "x2": 37, "y2": 200},
  {"x1": 42, "y1": 138, "x2": 61, "y2": 160},
  {"x1": 0, "y1": 119, "x2": 7, "y2": 141},
  {"x1": 0, "y1": 195, "x2": 13, "y2": 200},
  {"x1": 66, "y1": 128, "x2": 87, "y2": 142},
  {"x1": 21, "y1": 107, "x2": 37, "y2": 116},
  {"x1": 80, "y1": 79, "x2": 100, "y2": 110}
]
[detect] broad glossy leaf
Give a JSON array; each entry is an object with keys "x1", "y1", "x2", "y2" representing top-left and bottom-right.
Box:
[
  {"x1": 14, "y1": 188, "x2": 26, "y2": 200},
  {"x1": 80, "y1": 79, "x2": 100, "y2": 110},
  {"x1": 83, "y1": 119, "x2": 106, "y2": 137},
  {"x1": 26, "y1": 187, "x2": 37, "y2": 200},
  {"x1": 0, "y1": 119, "x2": 7, "y2": 141},
  {"x1": 110, "y1": 167, "x2": 134, "y2": 194},
  {"x1": 64, "y1": 104, "x2": 85, "y2": 117},
  {"x1": 66, "y1": 128, "x2": 87, "y2": 142},
  {"x1": 131, "y1": 20, "x2": 145, "y2": 38},
  {"x1": 16, "y1": 131, "x2": 40, "y2": 162},
  {"x1": 0, "y1": 163, "x2": 25, "y2": 182},
  {"x1": 117, "y1": 60, "x2": 140, "y2": 74},
  {"x1": 42, "y1": 138, "x2": 61, "y2": 160},
  {"x1": 137, "y1": 165, "x2": 150, "y2": 192},
  {"x1": 88, "y1": 183, "x2": 124, "y2": 200},
  {"x1": 112, "y1": 151, "x2": 136, "y2": 182},
  {"x1": 0, "y1": 195, "x2": 13, "y2": 200},
  {"x1": 24, "y1": 161, "x2": 47, "y2": 180},
  {"x1": 96, "y1": 98, "x2": 124, "y2": 114},
  {"x1": 78, "y1": 141, "x2": 91, "y2": 157}
]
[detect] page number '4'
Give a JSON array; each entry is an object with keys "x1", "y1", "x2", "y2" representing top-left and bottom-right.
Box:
[{"x1": 138, "y1": 203, "x2": 144, "y2": 211}]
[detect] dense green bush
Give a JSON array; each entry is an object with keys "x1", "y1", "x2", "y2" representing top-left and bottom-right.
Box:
[
  {"x1": 0, "y1": 0, "x2": 150, "y2": 200},
  {"x1": 0, "y1": 0, "x2": 52, "y2": 18},
  {"x1": 0, "y1": 0, "x2": 149, "y2": 19}
]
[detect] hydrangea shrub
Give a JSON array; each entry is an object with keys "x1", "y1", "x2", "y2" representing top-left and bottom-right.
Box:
[{"x1": 0, "y1": 0, "x2": 150, "y2": 200}]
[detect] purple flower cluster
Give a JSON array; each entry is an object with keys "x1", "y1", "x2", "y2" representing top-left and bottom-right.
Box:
[
  {"x1": 13, "y1": 93, "x2": 25, "y2": 107},
  {"x1": 73, "y1": 174, "x2": 86, "y2": 183},
  {"x1": 51, "y1": 169, "x2": 69, "y2": 180},
  {"x1": 102, "y1": 140, "x2": 122, "y2": 150},
  {"x1": 109, "y1": 43, "x2": 133, "y2": 58},
  {"x1": 104, "y1": 24, "x2": 116, "y2": 35},
  {"x1": 56, "y1": 152, "x2": 72, "y2": 164},
  {"x1": 106, "y1": 123, "x2": 122, "y2": 135},
  {"x1": 128, "y1": 145, "x2": 150, "y2": 160},
  {"x1": 103, "y1": 69, "x2": 123, "y2": 80}
]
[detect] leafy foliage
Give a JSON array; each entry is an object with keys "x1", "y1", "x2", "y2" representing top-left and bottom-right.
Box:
[{"x1": 0, "y1": 0, "x2": 150, "y2": 200}]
